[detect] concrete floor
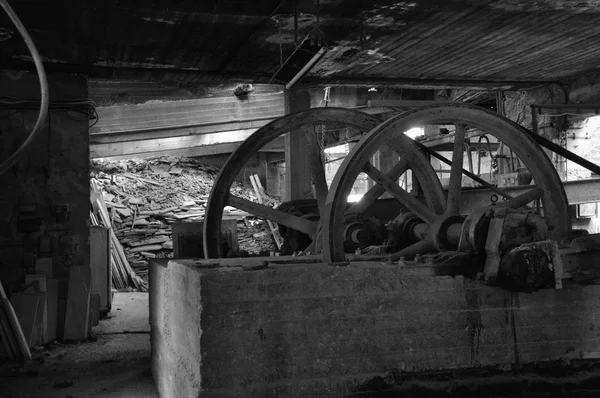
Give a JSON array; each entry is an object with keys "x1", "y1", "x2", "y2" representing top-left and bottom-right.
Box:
[{"x1": 0, "y1": 292, "x2": 157, "y2": 398}]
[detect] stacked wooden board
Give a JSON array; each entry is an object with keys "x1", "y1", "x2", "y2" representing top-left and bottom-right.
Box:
[{"x1": 91, "y1": 179, "x2": 147, "y2": 291}]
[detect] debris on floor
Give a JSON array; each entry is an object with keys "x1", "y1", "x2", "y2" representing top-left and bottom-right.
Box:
[
  {"x1": 90, "y1": 156, "x2": 279, "y2": 291},
  {"x1": 0, "y1": 292, "x2": 157, "y2": 398}
]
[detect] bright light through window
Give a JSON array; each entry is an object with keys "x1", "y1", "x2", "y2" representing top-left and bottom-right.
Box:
[
  {"x1": 347, "y1": 194, "x2": 363, "y2": 203},
  {"x1": 585, "y1": 115, "x2": 600, "y2": 130},
  {"x1": 325, "y1": 143, "x2": 348, "y2": 154},
  {"x1": 405, "y1": 127, "x2": 424, "y2": 139}
]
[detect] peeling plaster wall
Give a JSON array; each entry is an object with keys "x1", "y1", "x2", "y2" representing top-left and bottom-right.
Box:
[
  {"x1": 565, "y1": 72, "x2": 600, "y2": 233},
  {"x1": 503, "y1": 74, "x2": 600, "y2": 233},
  {"x1": 0, "y1": 72, "x2": 90, "y2": 314},
  {"x1": 564, "y1": 72, "x2": 600, "y2": 183},
  {"x1": 502, "y1": 85, "x2": 566, "y2": 140},
  {"x1": 502, "y1": 85, "x2": 567, "y2": 182},
  {"x1": 569, "y1": 72, "x2": 600, "y2": 104}
]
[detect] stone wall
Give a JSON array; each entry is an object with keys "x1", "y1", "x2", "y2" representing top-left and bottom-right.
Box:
[
  {"x1": 0, "y1": 71, "x2": 90, "y2": 337},
  {"x1": 502, "y1": 84, "x2": 566, "y2": 140},
  {"x1": 150, "y1": 259, "x2": 600, "y2": 397}
]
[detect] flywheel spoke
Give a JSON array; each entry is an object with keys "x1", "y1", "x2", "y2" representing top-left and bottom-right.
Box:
[
  {"x1": 446, "y1": 124, "x2": 466, "y2": 215},
  {"x1": 227, "y1": 195, "x2": 318, "y2": 236},
  {"x1": 363, "y1": 162, "x2": 437, "y2": 225},
  {"x1": 303, "y1": 125, "x2": 329, "y2": 214},
  {"x1": 347, "y1": 157, "x2": 409, "y2": 214},
  {"x1": 391, "y1": 238, "x2": 436, "y2": 261},
  {"x1": 413, "y1": 140, "x2": 514, "y2": 201},
  {"x1": 501, "y1": 187, "x2": 543, "y2": 209}
]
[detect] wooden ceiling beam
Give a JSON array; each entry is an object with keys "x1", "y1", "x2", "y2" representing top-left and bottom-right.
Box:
[{"x1": 1, "y1": 59, "x2": 562, "y2": 90}]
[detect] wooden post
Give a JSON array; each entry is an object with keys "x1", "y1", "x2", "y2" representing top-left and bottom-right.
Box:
[
  {"x1": 284, "y1": 88, "x2": 312, "y2": 201},
  {"x1": 376, "y1": 145, "x2": 400, "y2": 198},
  {"x1": 257, "y1": 152, "x2": 269, "y2": 194}
]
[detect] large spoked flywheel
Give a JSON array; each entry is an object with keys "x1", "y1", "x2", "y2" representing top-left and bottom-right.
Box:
[
  {"x1": 203, "y1": 108, "x2": 384, "y2": 258},
  {"x1": 323, "y1": 103, "x2": 570, "y2": 264}
]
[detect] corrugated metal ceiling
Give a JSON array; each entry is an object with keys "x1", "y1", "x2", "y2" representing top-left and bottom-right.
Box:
[{"x1": 1, "y1": 0, "x2": 600, "y2": 87}]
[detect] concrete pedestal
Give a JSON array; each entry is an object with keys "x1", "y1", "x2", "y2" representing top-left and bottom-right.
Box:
[{"x1": 150, "y1": 259, "x2": 600, "y2": 397}]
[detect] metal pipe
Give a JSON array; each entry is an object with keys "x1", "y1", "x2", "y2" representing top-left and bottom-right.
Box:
[
  {"x1": 285, "y1": 46, "x2": 327, "y2": 90},
  {"x1": 0, "y1": 0, "x2": 49, "y2": 176}
]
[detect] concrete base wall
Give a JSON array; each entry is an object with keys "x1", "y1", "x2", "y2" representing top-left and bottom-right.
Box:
[{"x1": 150, "y1": 260, "x2": 600, "y2": 397}]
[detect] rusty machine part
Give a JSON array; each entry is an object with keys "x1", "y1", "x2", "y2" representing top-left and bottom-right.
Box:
[
  {"x1": 270, "y1": 199, "x2": 388, "y2": 255},
  {"x1": 342, "y1": 212, "x2": 387, "y2": 253},
  {"x1": 323, "y1": 103, "x2": 570, "y2": 264},
  {"x1": 276, "y1": 199, "x2": 320, "y2": 254},
  {"x1": 203, "y1": 108, "x2": 383, "y2": 258}
]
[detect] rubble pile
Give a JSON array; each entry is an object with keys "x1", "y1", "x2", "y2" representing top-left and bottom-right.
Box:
[{"x1": 90, "y1": 156, "x2": 279, "y2": 288}]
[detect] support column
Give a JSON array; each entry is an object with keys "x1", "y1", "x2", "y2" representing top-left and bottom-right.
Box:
[
  {"x1": 0, "y1": 72, "x2": 90, "y2": 341},
  {"x1": 366, "y1": 151, "x2": 380, "y2": 190},
  {"x1": 375, "y1": 145, "x2": 400, "y2": 199},
  {"x1": 378, "y1": 144, "x2": 399, "y2": 174},
  {"x1": 284, "y1": 88, "x2": 312, "y2": 201}
]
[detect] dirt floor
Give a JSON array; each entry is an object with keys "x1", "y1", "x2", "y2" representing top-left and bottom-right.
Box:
[{"x1": 0, "y1": 292, "x2": 156, "y2": 398}]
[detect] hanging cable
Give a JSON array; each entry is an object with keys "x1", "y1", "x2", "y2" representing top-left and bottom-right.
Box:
[{"x1": 0, "y1": 0, "x2": 49, "y2": 176}]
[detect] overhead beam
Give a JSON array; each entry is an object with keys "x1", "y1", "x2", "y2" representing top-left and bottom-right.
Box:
[
  {"x1": 90, "y1": 118, "x2": 276, "y2": 144},
  {"x1": 533, "y1": 103, "x2": 600, "y2": 116},
  {"x1": 91, "y1": 136, "x2": 284, "y2": 160},
  {"x1": 1, "y1": 60, "x2": 560, "y2": 90},
  {"x1": 302, "y1": 76, "x2": 558, "y2": 91},
  {"x1": 367, "y1": 178, "x2": 600, "y2": 223},
  {"x1": 456, "y1": 178, "x2": 600, "y2": 210}
]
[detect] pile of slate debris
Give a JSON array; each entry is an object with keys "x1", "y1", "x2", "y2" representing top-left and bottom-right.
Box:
[{"x1": 90, "y1": 156, "x2": 279, "y2": 291}]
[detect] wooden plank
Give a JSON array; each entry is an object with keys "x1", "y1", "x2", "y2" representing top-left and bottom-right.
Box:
[
  {"x1": 9, "y1": 293, "x2": 39, "y2": 348},
  {"x1": 63, "y1": 266, "x2": 92, "y2": 342},
  {"x1": 90, "y1": 226, "x2": 111, "y2": 312},
  {"x1": 227, "y1": 195, "x2": 318, "y2": 237},
  {"x1": 1, "y1": 300, "x2": 31, "y2": 360},
  {"x1": 46, "y1": 280, "x2": 59, "y2": 343},
  {"x1": 25, "y1": 275, "x2": 48, "y2": 345},
  {"x1": 91, "y1": 129, "x2": 258, "y2": 158},
  {"x1": 93, "y1": 107, "x2": 282, "y2": 134},
  {"x1": 130, "y1": 245, "x2": 163, "y2": 253},
  {"x1": 92, "y1": 92, "x2": 284, "y2": 134},
  {"x1": 0, "y1": 307, "x2": 17, "y2": 359},
  {"x1": 30, "y1": 293, "x2": 47, "y2": 346},
  {"x1": 91, "y1": 117, "x2": 277, "y2": 144},
  {"x1": 250, "y1": 175, "x2": 283, "y2": 250},
  {"x1": 91, "y1": 135, "x2": 285, "y2": 160},
  {"x1": 368, "y1": 99, "x2": 453, "y2": 109}
]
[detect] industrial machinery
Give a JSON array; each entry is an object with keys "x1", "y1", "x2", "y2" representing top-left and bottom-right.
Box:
[{"x1": 203, "y1": 103, "x2": 600, "y2": 292}]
